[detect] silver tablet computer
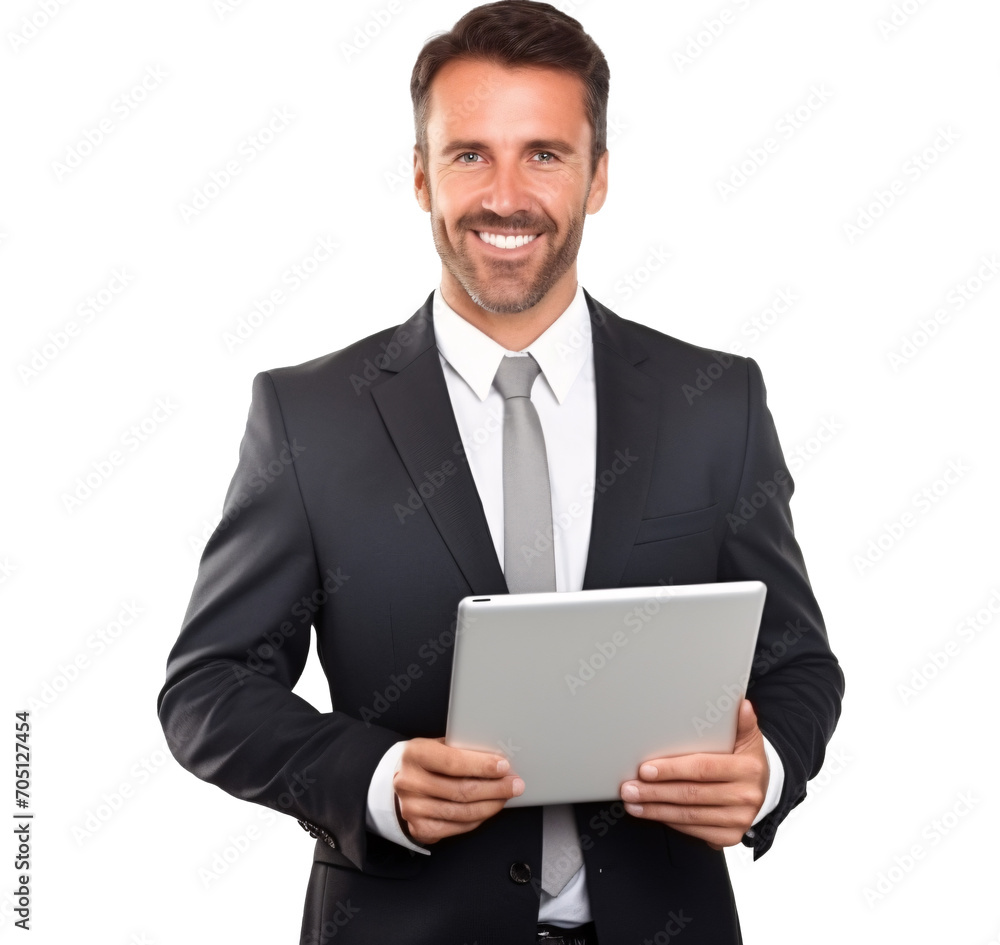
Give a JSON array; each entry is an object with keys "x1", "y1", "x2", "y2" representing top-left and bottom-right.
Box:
[{"x1": 445, "y1": 581, "x2": 766, "y2": 807}]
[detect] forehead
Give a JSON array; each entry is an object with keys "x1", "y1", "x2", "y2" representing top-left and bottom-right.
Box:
[{"x1": 424, "y1": 58, "x2": 591, "y2": 150}]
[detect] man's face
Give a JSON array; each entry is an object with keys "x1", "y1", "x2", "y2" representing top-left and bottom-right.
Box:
[{"x1": 414, "y1": 58, "x2": 608, "y2": 316}]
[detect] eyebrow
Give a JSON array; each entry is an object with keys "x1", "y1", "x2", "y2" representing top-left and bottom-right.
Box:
[
  {"x1": 525, "y1": 138, "x2": 578, "y2": 155},
  {"x1": 439, "y1": 138, "x2": 580, "y2": 155},
  {"x1": 439, "y1": 140, "x2": 490, "y2": 154}
]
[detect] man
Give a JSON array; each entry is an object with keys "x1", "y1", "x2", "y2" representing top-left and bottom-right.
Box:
[{"x1": 158, "y1": 3, "x2": 844, "y2": 943}]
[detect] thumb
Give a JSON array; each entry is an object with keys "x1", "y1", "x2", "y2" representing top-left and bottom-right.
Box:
[{"x1": 733, "y1": 699, "x2": 761, "y2": 751}]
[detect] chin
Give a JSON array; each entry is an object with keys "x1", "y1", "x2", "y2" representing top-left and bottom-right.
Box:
[{"x1": 469, "y1": 295, "x2": 535, "y2": 315}]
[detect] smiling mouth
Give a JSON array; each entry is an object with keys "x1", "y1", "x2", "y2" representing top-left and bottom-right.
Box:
[{"x1": 476, "y1": 231, "x2": 540, "y2": 250}]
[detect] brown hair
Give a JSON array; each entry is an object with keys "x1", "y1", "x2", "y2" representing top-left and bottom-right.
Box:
[{"x1": 410, "y1": 1, "x2": 610, "y2": 172}]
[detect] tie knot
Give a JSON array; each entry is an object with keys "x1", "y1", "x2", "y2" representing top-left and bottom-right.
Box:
[{"x1": 493, "y1": 354, "x2": 541, "y2": 400}]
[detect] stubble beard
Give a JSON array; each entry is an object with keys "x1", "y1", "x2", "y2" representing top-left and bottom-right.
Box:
[{"x1": 428, "y1": 200, "x2": 588, "y2": 316}]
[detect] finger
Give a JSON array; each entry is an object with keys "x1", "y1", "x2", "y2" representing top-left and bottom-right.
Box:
[
  {"x1": 733, "y1": 699, "x2": 762, "y2": 749},
  {"x1": 622, "y1": 800, "x2": 755, "y2": 832},
  {"x1": 401, "y1": 813, "x2": 494, "y2": 845},
  {"x1": 395, "y1": 767, "x2": 525, "y2": 805},
  {"x1": 404, "y1": 737, "x2": 512, "y2": 779},
  {"x1": 622, "y1": 779, "x2": 760, "y2": 808},
  {"x1": 737, "y1": 698, "x2": 757, "y2": 728},
  {"x1": 636, "y1": 753, "x2": 739, "y2": 783},
  {"x1": 631, "y1": 816, "x2": 745, "y2": 849},
  {"x1": 397, "y1": 792, "x2": 510, "y2": 829}
]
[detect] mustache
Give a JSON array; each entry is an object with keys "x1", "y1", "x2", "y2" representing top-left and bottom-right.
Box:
[{"x1": 459, "y1": 212, "x2": 555, "y2": 233}]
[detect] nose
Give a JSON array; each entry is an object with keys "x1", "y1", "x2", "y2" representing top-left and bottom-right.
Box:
[{"x1": 481, "y1": 160, "x2": 533, "y2": 219}]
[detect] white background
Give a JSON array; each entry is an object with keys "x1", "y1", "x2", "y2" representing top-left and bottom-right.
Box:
[{"x1": 2, "y1": 0, "x2": 999, "y2": 942}]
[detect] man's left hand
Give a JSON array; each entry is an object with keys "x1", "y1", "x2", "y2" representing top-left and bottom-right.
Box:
[{"x1": 620, "y1": 699, "x2": 769, "y2": 850}]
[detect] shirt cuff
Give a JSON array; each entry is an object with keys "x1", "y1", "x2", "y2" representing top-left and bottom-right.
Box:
[
  {"x1": 365, "y1": 740, "x2": 431, "y2": 856},
  {"x1": 750, "y1": 734, "x2": 785, "y2": 829}
]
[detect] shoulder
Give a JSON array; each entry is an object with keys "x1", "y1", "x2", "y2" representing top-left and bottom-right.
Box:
[
  {"x1": 255, "y1": 293, "x2": 436, "y2": 402},
  {"x1": 586, "y1": 291, "x2": 763, "y2": 404}
]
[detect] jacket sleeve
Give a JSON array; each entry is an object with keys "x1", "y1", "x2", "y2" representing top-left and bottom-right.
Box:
[
  {"x1": 156, "y1": 372, "x2": 402, "y2": 870},
  {"x1": 717, "y1": 358, "x2": 845, "y2": 858}
]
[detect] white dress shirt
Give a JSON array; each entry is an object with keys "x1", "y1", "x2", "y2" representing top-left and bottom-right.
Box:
[{"x1": 365, "y1": 284, "x2": 785, "y2": 925}]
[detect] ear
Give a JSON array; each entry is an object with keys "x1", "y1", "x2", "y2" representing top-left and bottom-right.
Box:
[
  {"x1": 414, "y1": 146, "x2": 431, "y2": 212},
  {"x1": 585, "y1": 149, "x2": 609, "y2": 215}
]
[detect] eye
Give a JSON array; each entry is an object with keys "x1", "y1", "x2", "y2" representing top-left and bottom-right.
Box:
[
  {"x1": 457, "y1": 152, "x2": 482, "y2": 164},
  {"x1": 533, "y1": 152, "x2": 556, "y2": 163}
]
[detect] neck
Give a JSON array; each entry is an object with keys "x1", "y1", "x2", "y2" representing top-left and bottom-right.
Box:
[{"x1": 440, "y1": 268, "x2": 578, "y2": 351}]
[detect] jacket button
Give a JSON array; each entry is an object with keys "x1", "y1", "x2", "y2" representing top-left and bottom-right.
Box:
[{"x1": 509, "y1": 862, "x2": 532, "y2": 884}]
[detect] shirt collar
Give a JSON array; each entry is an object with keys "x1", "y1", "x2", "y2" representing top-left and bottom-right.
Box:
[{"x1": 432, "y1": 284, "x2": 591, "y2": 403}]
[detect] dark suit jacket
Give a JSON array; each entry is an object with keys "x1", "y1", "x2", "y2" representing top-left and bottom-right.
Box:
[{"x1": 157, "y1": 290, "x2": 844, "y2": 945}]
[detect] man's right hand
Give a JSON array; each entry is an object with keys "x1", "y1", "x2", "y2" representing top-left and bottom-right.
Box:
[{"x1": 393, "y1": 737, "x2": 524, "y2": 844}]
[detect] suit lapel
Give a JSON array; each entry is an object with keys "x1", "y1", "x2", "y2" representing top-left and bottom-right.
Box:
[
  {"x1": 582, "y1": 292, "x2": 661, "y2": 590},
  {"x1": 371, "y1": 290, "x2": 659, "y2": 596},
  {"x1": 371, "y1": 294, "x2": 508, "y2": 596}
]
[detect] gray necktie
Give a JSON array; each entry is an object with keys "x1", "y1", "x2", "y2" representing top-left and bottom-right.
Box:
[{"x1": 493, "y1": 354, "x2": 583, "y2": 897}]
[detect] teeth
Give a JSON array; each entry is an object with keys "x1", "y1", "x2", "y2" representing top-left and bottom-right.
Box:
[{"x1": 478, "y1": 231, "x2": 538, "y2": 249}]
